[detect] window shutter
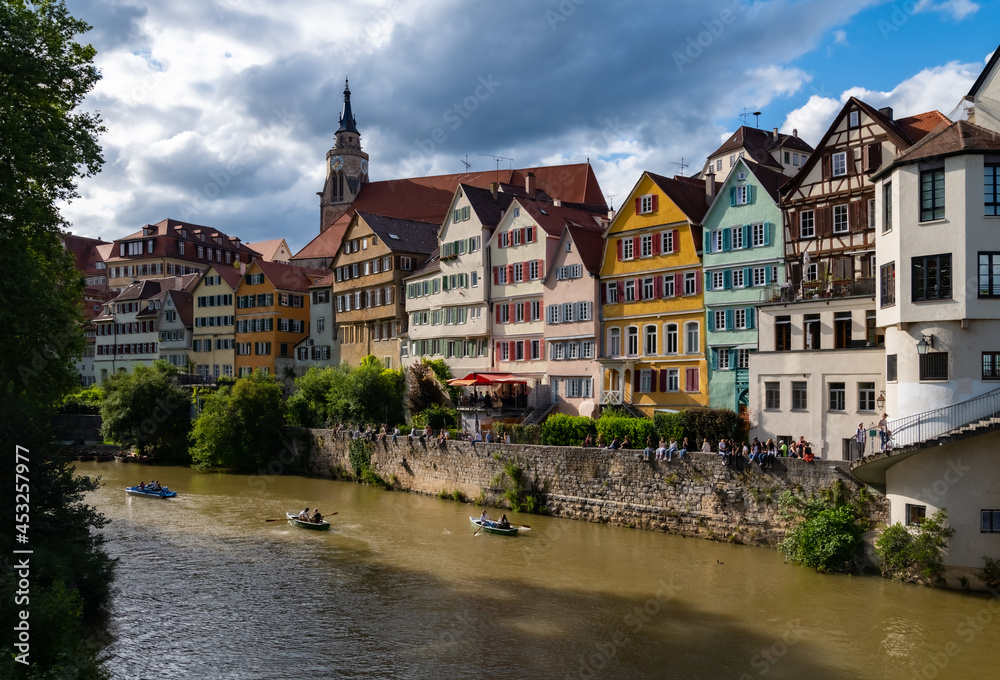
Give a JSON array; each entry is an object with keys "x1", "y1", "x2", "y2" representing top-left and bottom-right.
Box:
[
  {"x1": 743, "y1": 267, "x2": 751, "y2": 285},
  {"x1": 508, "y1": 341, "x2": 516, "y2": 361},
  {"x1": 538, "y1": 339, "x2": 544, "y2": 358},
  {"x1": 634, "y1": 370, "x2": 641, "y2": 391},
  {"x1": 652, "y1": 232, "x2": 661, "y2": 255},
  {"x1": 496, "y1": 342, "x2": 501, "y2": 358},
  {"x1": 764, "y1": 266, "x2": 772, "y2": 285},
  {"x1": 725, "y1": 308, "x2": 734, "y2": 330},
  {"x1": 617, "y1": 239, "x2": 623, "y2": 261},
  {"x1": 651, "y1": 195, "x2": 658, "y2": 211},
  {"x1": 740, "y1": 224, "x2": 749, "y2": 249},
  {"x1": 674, "y1": 272, "x2": 683, "y2": 294},
  {"x1": 704, "y1": 229, "x2": 712, "y2": 253},
  {"x1": 654, "y1": 276, "x2": 663, "y2": 298},
  {"x1": 442, "y1": 276, "x2": 449, "y2": 291},
  {"x1": 601, "y1": 285, "x2": 607, "y2": 304},
  {"x1": 729, "y1": 187, "x2": 737, "y2": 206},
  {"x1": 695, "y1": 272, "x2": 702, "y2": 294},
  {"x1": 538, "y1": 259, "x2": 544, "y2": 278},
  {"x1": 746, "y1": 307, "x2": 755, "y2": 329},
  {"x1": 822, "y1": 154, "x2": 831, "y2": 179},
  {"x1": 493, "y1": 267, "x2": 499, "y2": 285},
  {"x1": 724, "y1": 269, "x2": 732, "y2": 289},
  {"x1": 635, "y1": 197, "x2": 642, "y2": 214},
  {"x1": 634, "y1": 277, "x2": 642, "y2": 300},
  {"x1": 723, "y1": 229, "x2": 731, "y2": 251},
  {"x1": 506, "y1": 264, "x2": 514, "y2": 283},
  {"x1": 672, "y1": 229, "x2": 680, "y2": 253},
  {"x1": 789, "y1": 211, "x2": 799, "y2": 239},
  {"x1": 632, "y1": 235, "x2": 640, "y2": 256},
  {"x1": 851, "y1": 201, "x2": 863, "y2": 233},
  {"x1": 710, "y1": 349, "x2": 717, "y2": 370},
  {"x1": 729, "y1": 349, "x2": 737, "y2": 368},
  {"x1": 747, "y1": 185, "x2": 755, "y2": 204},
  {"x1": 659, "y1": 370, "x2": 668, "y2": 392},
  {"x1": 763, "y1": 222, "x2": 771, "y2": 246},
  {"x1": 495, "y1": 306, "x2": 501, "y2": 323},
  {"x1": 617, "y1": 280, "x2": 624, "y2": 301},
  {"x1": 650, "y1": 369, "x2": 658, "y2": 392},
  {"x1": 519, "y1": 228, "x2": 526, "y2": 244},
  {"x1": 508, "y1": 303, "x2": 515, "y2": 322},
  {"x1": 707, "y1": 312, "x2": 714, "y2": 332},
  {"x1": 704, "y1": 271, "x2": 711, "y2": 291}
]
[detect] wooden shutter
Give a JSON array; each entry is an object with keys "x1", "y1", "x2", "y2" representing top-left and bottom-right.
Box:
[
  {"x1": 495, "y1": 306, "x2": 501, "y2": 323},
  {"x1": 729, "y1": 187, "x2": 737, "y2": 206},
  {"x1": 672, "y1": 229, "x2": 680, "y2": 253},
  {"x1": 519, "y1": 228, "x2": 526, "y2": 244},
  {"x1": 652, "y1": 232, "x2": 661, "y2": 255},
  {"x1": 650, "y1": 369, "x2": 658, "y2": 392},
  {"x1": 508, "y1": 341, "x2": 516, "y2": 361},
  {"x1": 817, "y1": 206, "x2": 832, "y2": 237},
  {"x1": 746, "y1": 307, "x2": 755, "y2": 329},
  {"x1": 695, "y1": 271, "x2": 702, "y2": 294},
  {"x1": 601, "y1": 285, "x2": 607, "y2": 304},
  {"x1": 635, "y1": 197, "x2": 642, "y2": 214},
  {"x1": 724, "y1": 269, "x2": 732, "y2": 289},
  {"x1": 617, "y1": 280, "x2": 624, "y2": 301},
  {"x1": 506, "y1": 264, "x2": 514, "y2": 283},
  {"x1": 634, "y1": 277, "x2": 642, "y2": 300},
  {"x1": 725, "y1": 308, "x2": 734, "y2": 330},
  {"x1": 632, "y1": 235, "x2": 640, "y2": 256},
  {"x1": 634, "y1": 370, "x2": 641, "y2": 391},
  {"x1": 651, "y1": 195, "x2": 659, "y2": 211},
  {"x1": 659, "y1": 369, "x2": 668, "y2": 392},
  {"x1": 674, "y1": 272, "x2": 683, "y2": 295},
  {"x1": 508, "y1": 303, "x2": 515, "y2": 322},
  {"x1": 493, "y1": 267, "x2": 499, "y2": 285},
  {"x1": 789, "y1": 211, "x2": 798, "y2": 239},
  {"x1": 538, "y1": 259, "x2": 544, "y2": 278},
  {"x1": 822, "y1": 154, "x2": 831, "y2": 179},
  {"x1": 617, "y1": 239, "x2": 623, "y2": 261},
  {"x1": 851, "y1": 201, "x2": 864, "y2": 233},
  {"x1": 654, "y1": 276, "x2": 663, "y2": 298},
  {"x1": 707, "y1": 311, "x2": 714, "y2": 332},
  {"x1": 538, "y1": 339, "x2": 544, "y2": 359}
]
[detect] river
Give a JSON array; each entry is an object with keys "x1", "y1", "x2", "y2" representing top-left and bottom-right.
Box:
[{"x1": 80, "y1": 461, "x2": 1000, "y2": 680}]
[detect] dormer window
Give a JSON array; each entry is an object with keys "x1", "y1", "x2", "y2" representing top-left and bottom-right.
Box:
[
  {"x1": 849, "y1": 110, "x2": 860, "y2": 128},
  {"x1": 637, "y1": 194, "x2": 657, "y2": 214}
]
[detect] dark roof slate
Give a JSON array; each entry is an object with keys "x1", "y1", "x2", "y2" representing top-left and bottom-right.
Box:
[{"x1": 356, "y1": 211, "x2": 440, "y2": 255}]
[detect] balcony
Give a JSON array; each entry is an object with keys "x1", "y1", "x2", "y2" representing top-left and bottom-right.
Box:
[{"x1": 761, "y1": 277, "x2": 875, "y2": 304}]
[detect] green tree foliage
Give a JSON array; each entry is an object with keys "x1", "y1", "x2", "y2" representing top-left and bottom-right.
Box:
[
  {"x1": 0, "y1": 3, "x2": 113, "y2": 676},
  {"x1": 190, "y1": 371, "x2": 287, "y2": 469},
  {"x1": 979, "y1": 556, "x2": 1000, "y2": 591},
  {"x1": 341, "y1": 358, "x2": 405, "y2": 425},
  {"x1": 285, "y1": 366, "x2": 347, "y2": 427},
  {"x1": 420, "y1": 404, "x2": 458, "y2": 430},
  {"x1": 595, "y1": 413, "x2": 657, "y2": 447},
  {"x1": 423, "y1": 358, "x2": 460, "y2": 403},
  {"x1": 778, "y1": 480, "x2": 868, "y2": 573},
  {"x1": 652, "y1": 412, "x2": 685, "y2": 442},
  {"x1": 406, "y1": 360, "x2": 452, "y2": 416},
  {"x1": 57, "y1": 383, "x2": 105, "y2": 414},
  {"x1": 540, "y1": 413, "x2": 597, "y2": 446},
  {"x1": 100, "y1": 362, "x2": 192, "y2": 462},
  {"x1": 874, "y1": 510, "x2": 956, "y2": 582}
]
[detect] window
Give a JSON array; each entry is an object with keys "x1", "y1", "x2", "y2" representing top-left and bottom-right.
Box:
[
  {"x1": 792, "y1": 382, "x2": 807, "y2": 410},
  {"x1": 979, "y1": 253, "x2": 1000, "y2": 298},
  {"x1": 514, "y1": 262, "x2": 523, "y2": 282},
  {"x1": 776, "y1": 316, "x2": 791, "y2": 351},
  {"x1": 662, "y1": 230, "x2": 674, "y2": 253},
  {"x1": 859, "y1": 382, "x2": 876, "y2": 411},
  {"x1": 868, "y1": 199, "x2": 876, "y2": 229},
  {"x1": 906, "y1": 504, "x2": 927, "y2": 526},
  {"x1": 641, "y1": 234, "x2": 653, "y2": 257},
  {"x1": 986, "y1": 164, "x2": 1000, "y2": 216},
  {"x1": 849, "y1": 110, "x2": 860, "y2": 128},
  {"x1": 713, "y1": 309, "x2": 726, "y2": 330},
  {"x1": 626, "y1": 327, "x2": 639, "y2": 356},
  {"x1": 734, "y1": 308, "x2": 746, "y2": 329},
  {"x1": 804, "y1": 314, "x2": 821, "y2": 350},
  {"x1": 832, "y1": 151, "x2": 847, "y2": 177},
  {"x1": 883, "y1": 182, "x2": 893, "y2": 232},
  {"x1": 400, "y1": 257, "x2": 412, "y2": 270},
  {"x1": 920, "y1": 169, "x2": 945, "y2": 221},
  {"x1": 834, "y1": 312, "x2": 852, "y2": 349},
  {"x1": 737, "y1": 348, "x2": 749, "y2": 369},
  {"x1": 731, "y1": 269, "x2": 745, "y2": 288},
  {"x1": 712, "y1": 271, "x2": 725, "y2": 290},
  {"x1": 531, "y1": 339, "x2": 540, "y2": 360},
  {"x1": 751, "y1": 223, "x2": 767, "y2": 247},
  {"x1": 833, "y1": 205, "x2": 849, "y2": 233},
  {"x1": 665, "y1": 324, "x2": 678, "y2": 354},
  {"x1": 639, "y1": 369, "x2": 652, "y2": 393},
  {"x1": 712, "y1": 231, "x2": 724, "y2": 253},
  {"x1": 716, "y1": 348, "x2": 730, "y2": 370},
  {"x1": 800, "y1": 210, "x2": 815, "y2": 238},
  {"x1": 880, "y1": 262, "x2": 896, "y2": 308},
  {"x1": 981, "y1": 510, "x2": 1000, "y2": 533},
  {"x1": 621, "y1": 238, "x2": 634, "y2": 260},
  {"x1": 684, "y1": 367, "x2": 699, "y2": 392},
  {"x1": 912, "y1": 254, "x2": 951, "y2": 301},
  {"x1": 734, "y1": 185, "x2": 750, "y2": 205},
  {"x1": 765, "y1": 382, "x2": 780, "y2": 409},
  {"x1": 662, "y1": 275, "x2": 675, "y2": 297},
  {"x1": 639, "y1": 194, "x2": 654, "y2": 214},
  {"x1": 642, "y1": 278, "x2": 654, "y2": 300},
  {"x1": 752, "y1": 267, "x2": 767, "y2": 287},
  {"x1": 684, "y1": 322, "x2": 699, "y2": 355},
  {"x1": 643, "y1": 325, "x2": 657, "y2": 355},
  {"x1": 984, "y1": 352, "x2": 1000, "y2": 380},
  {"x1": 730, "y1": 225, "x2": 744, "y2": 250},
  {"x1": 317, "y1": 317, "x2": 325, "y2": 333},
  {"x1": 919, "y1": 352, "x2": 949, "y2": 381},
  {"x1": 887, "y1": 354, "x2": 897, "y2": 382},
  {"x1": 684, "y1": 272, "x2": 696, "y2": 295},
  {"x1": 609, "y1": 328, "x2": 621, "y2": 357},
  {"x1": 829, "y1": 382, "x2": 846, "y2": 411},
  {"x1": 624, "y1": 280, "x2": 636, "y2": 302}
]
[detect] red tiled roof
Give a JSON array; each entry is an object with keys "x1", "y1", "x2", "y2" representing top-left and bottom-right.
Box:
[
  {"x1": 167, "y1": 290, "x2": 194, "y2": 328},
  {"x1": 895, "y1": 111, "x2": 950, "y2": 144},
  {"x1": 253, "y1": 259, "x2": 330, "y2": 292},
  {"x1": 293, "y1": 163, "x2": 606, "y2": 260},
  {"x1": 517, "y1": 199, "x2": 605, "y2": 237},
  {"x1": 107, "y1": 218, "x2": 259, "y2": 264},
  {"x1": 874, "y1": 119, "x2": 1000, "y2": 179},
  {"x1": 565, "y1": 224, "x2": 605, "y2": 276},
  {"x1": 308, "y1": 272, "x2": 337, "y2": 289},
  {"x1": 205, "y1": 263, "x2": 245, "y2": 290},
  {"x1": 61, "y1": 232, "x2": 108, "y2": 273}
]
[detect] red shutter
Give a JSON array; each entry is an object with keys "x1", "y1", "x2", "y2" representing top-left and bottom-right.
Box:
[
  {"x1": 529, "y1": 226, "x2": 536, "y2": 242},
  {"x1": 496, "y1": 342, "x2": 501, "y2": 359},
  {"x1": 822, "y1": 154, "x2": 831, "y2": 180},
  {"x1": 651, "y1": 195, "x2": 659, "y2": 211},
  {"x1": 508, "y1": 341, "x2": 515, "y2": 361},
  {"x1": 493, "y1": 266, "x2": 499, "y2": 285},
  {"x1": 633, "y1": 370, "x2": 641, "y2": 391},
  {"x1": 632, "y1": 235, "x2": 640, "y2": 256},
  {"x1": 519, "y1": 228, "x2": 526, "y2": 244},
  {"x1": 695, "y1": 271, "x2": 702, "y2": 294},
  {"x1": 538, "y1": 339, "x2": 544, "y2": 359},
  {"x1": 601, "y1": 285, "x2": 607, "y2": 304},
  {"x1": 659, "y1": 369, "x2": 668, "y2": 392},
  {"x1": 674, "y1": 273, "x2": 683, "y2": 295},
  {"x1": 508, "y1": 303, "x2": 515, "y2": 322},
  {"x1": 654, "y1": 276, "x2": 663, "y2": 298},
  {"x1": 650, "y1": 369, "x2": 658, "y2": 392},
  {"x1": 635, "y1": 197, "x2": 642, "y2": 214},
  {"x1": 634, "y1": 277, "x2": 642, "y2": 300},
  {"x1": 495, "y1": 306, "x2": 501, "y2": 323},
  {"x1": 537, "y1": 259, "x2": 544, "y2": 278},
  {"x1": 672, "y1": 229, "x2": 680, "y2": 253},
  {"x1": 617, "y1": 280, "x2": 624, "y2": 301},
  {"x1": 652, "y1": 232, "x2": 661, "y2": 255},
  {"x1": 616, "y1": 239, "x2": 623, "y2": 261},
  {"x1": 506, "y1": 264, "x2": 514, "y2": 283}
]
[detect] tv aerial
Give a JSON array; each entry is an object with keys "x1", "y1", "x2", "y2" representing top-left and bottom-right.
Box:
[
  {"x1": 478, "y1": 153, "x2": 513, "y2": 182},
  {"x1": 672, "y1": 158, "x2": 689, "y2": 177},
  {"x1": 459, "y1": 155, "x2": 470, "y2": 171}
]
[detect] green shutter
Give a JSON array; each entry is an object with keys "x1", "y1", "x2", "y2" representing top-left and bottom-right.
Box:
[
  {"x1": 710, "y1": 349, "x2": 717, "y2": 370},
  {"x1": 729, "y1": 187, "x2": 737, "y2": 207},
  {"x1": 723, "y1": 229, "x2": 731, "y2": 251},
  {"x1": 763, "y1": 221, "x2": 771, "y2": 246},
  {"x1": 707, "y1": 310, "x2": 714, "y2": 332},
  {"x1": 742, "y1": 224, "x2": 751, "y2": 248},
  {"x1": 747, "y1": 307, "x2": 755, "y2": 329},
  {"x1": 747, "y1": 185, "x2": 755, "y2": 204},
  {"x1": 724, "y1": 269, "x2": 732, "y2": 289},
  {"x1": 725, "y1": 308, "x2": 734, "y2": 330}
]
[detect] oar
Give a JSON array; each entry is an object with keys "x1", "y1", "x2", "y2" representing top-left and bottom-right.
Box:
[
  {"x1": 514, "y1": 524, "x2": 531, "y2": 531},
  {"x1": 266, "y1": 512, "x2": 338, "y2": 522}
]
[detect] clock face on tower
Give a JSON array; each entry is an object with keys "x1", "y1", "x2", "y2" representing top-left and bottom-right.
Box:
[
  {"x1": 330, "y1": 155, "x2": 344, "y2": 171},
  {"x1": 360, "y1": 160, "x2": 368, "y2": 174}
]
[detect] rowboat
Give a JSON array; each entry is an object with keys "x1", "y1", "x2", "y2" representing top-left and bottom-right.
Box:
[
  {"x1": 470, "y1": 517, "x2": 519, "y2": 536},
  {"x1": 125, "y1": 486, "x2": 177, "y2": 498},
  {"x1": 286, "y1": 512, "x2": 331, "y2": 531}
]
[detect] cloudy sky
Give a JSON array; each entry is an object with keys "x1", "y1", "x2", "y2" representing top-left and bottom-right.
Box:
[{"x1": 63, "y1": 0, "x2": 998, "y2": 253}]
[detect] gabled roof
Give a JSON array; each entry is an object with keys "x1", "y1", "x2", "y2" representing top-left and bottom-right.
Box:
[
  {"x1": 741, "y1": 159, "x2": 790, "y2": 204},
  {"x1": 308, "y1": 272, "x2": 337, "y2": 289},
  {"x1": 292, "y1": 163, "x2": 607, "y2": 261},
  {"x1": 461, "y1": 183, "x2": 517, "y2": 229},
  {"x1": 872, "y1": 119, "x2": 1000, "y2": 180},
  {"x1": 515, "y1": 200, "x2": 605, "y2": 237},
  {"x1": 647, "y1": 172, "x2": 710, "y2": 225},
  {"x1": 709, "y1": 126, "x2": 814, "y2": 170},
  {"x1": 405, "y1": 248, "x2": 441, "y2": 280},
  {"x1": 968, "y1": 43, "x2": 1000, "y2": 98},
  {"x1": 564, "y1": 224, "x2": 605, "y2": 276},
  {"x1": 61, "y1": 232, "x2": 108, "y2": 273},
  {"x1": 896, "y1": 111, "x2": 950, "y2": 144},
  {"x1": 356, "y1": 211, "x2": 439, "y2": 254},
  {"x1": 160, "y1": 290, "x2": 194, "y2": 329},
  {"x1": 246, "y1": 238, "x2": 289, "y2": 262},
  {"x1": 252, "y1": 260, "x2": 329, "y2": 292},
  {"x1": 110, "y1": 274, "x2": 199, "y2": 302},
  {"x1": 203, "y1": 263, "x2": 244, "y2": 290},
  {"x1": 107, "y1": 218, "x2": 259, "y2": 263}
]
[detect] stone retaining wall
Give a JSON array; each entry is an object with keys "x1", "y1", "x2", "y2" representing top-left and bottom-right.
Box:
[{"x1": 295, "y1": 429, "x2": 889, "y2": 548}]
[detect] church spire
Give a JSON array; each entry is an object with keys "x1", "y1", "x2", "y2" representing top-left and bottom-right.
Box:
[{"x1": 337, "y1": 77, "x2": 358, "y2": 134}]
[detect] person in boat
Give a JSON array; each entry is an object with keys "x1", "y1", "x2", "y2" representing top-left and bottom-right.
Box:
[
  {"x1": 497, "y1": 514, "x2": 511, "y2": 529},
  {"x1": 298, "y1": 507, "x2": 310, "y2": 520},
  {"x1": 138, "y1": 481, "x2": 146, "y2": 490},
  {"x1": 479, "y1": 510, "x2": 491, "y2": 525},
  {"x1": 311, "y1": 509, "x2": 322, "y2": 523}
]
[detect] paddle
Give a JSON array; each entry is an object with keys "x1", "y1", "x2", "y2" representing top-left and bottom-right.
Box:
[
  {"x1": 266, "y1": 512, "x2": 338, "y2": 522},
  {"x1": 514, "y1": 524, "x2": 531, "y2": 531}
]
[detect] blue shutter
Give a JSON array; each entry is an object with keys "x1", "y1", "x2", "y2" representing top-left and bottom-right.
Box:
[
  {"x1": 705, "y1": 229, "x2": 712, "y2": 252},
  {"x1": 729, "y1": 187, "x2": 737, "y2": 207},
  {"x1": 742, "y1": 224, "x2": 751, "y2": 249},
  {"x1": 705, "y1": 271, "x2": 711, "y2": 290},
  {"x1": 763, "y1": 221, "x2": 771, "y2": 246},
  {"x1": 729, "y1": 349, "x2": 737, "y2": 368},
  {"x1": 710, "y1": 348, "x2": 717, "y2": 370},
  {"x1": 743, "y1": 267, "x2": 751, "y2": 285},
  {"x1": 747, "y1": 185, "x2": 755, "y2": 204},
  {"x1": 747, "y1": 307, "x2": 755, "y2": 329},
  {"x1": 707, "y1": 310, "x2": 714, "y2": 332},
  {"x1": 723, "y1": 229, "x2": 731, "y2": 251},
  {"x1": 724, "y1": 269, "x2": 732, "y2": 289},
  {"x1": 725, "y1": 308, "x2": 734, "y2": 330},
  {"x1": 764, "y1": 266, "x2": 772, "y2": 285}
]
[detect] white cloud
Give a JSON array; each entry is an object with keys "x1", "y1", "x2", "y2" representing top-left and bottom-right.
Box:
[
  {"x1": 781, "y1": 61, "x2": 980, "y2": 145},
  {"x1": 833, "y1": 30, "x2": 848, "y2": 45},
  {"x1": 913, "y1": 0, "x2": 979, "y2": 21}
]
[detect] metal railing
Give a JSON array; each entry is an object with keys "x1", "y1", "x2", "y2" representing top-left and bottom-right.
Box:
[
  {"x1": 872, "y1": 387, "x2": 1000, "y2": 455},
  {"x1": 761, "y1": 277, "x2": 876, "y2": 304}
]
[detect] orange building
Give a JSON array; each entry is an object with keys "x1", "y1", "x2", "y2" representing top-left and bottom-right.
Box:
[{"x1": 234, "y1": 260, "x2": 329, "y2": 376}]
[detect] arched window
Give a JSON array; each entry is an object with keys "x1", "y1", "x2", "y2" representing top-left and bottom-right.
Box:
[
  {"x1": 685, "y1": 321, "x2": 700, "y2": 355},
  {"x1": 608, "y1": 328, "x2": 621, "y2": 357},
  {"x1": 626, "y1": 326, "x2": 639, "y2": 356},
  {"x1": 664, "y1": 323, "x2": 678, "y2": 354},
  {"x1": 643, "y1": 324, "x2": 657, "y2": 356}
]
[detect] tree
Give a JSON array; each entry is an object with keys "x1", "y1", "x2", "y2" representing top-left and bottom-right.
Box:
[
  {"x1": 342, "y1": 358, "x2": 405, "y2": 425},
  {"x1": 778, "y1": 480, "x2": 869, "y2": 573},
  {"x1": 190, "y1": 371, "x2": 287, "y2": 469},
  {"x1": 407, "y1": 361, "x2": 451, "y2": 416},
  {"x1": 100, "y1": 362, "x2": 192, "y2": 462},
  {"x1": 0, "y1": 2, "x2": 112, "y2": 677},
  {"x1": 286, "y1": 366, "x2": 347, "y2": 427}
]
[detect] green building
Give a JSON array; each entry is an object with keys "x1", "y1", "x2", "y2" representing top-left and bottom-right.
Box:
[{"x1": 702, "y1": 158, "x2": 787, "y2": 412}]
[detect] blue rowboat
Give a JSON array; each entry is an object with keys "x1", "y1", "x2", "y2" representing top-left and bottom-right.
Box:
[{"x1": 125, "y1": 486, "x2": 177, "y2": 498}]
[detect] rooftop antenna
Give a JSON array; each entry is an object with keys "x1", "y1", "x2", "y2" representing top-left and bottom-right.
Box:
[
  {"x1": 740, "y1": 108, "x2": 752, "y2": 126},
  {"x1": 478, "y1": 153, "x2": 513, "y2": 184},
  {"x1": 753, "y1": 111, "x2": 762, "y2": 129},
  {"x1": 459, "y1": 155, "x2": 470, "y2": 171},
  {"x1": 671, "y1": 157, "x2": 689, "y2": 177},
  {"x1": 607, "y1": 193, "x2": 615, "y2": 210}
]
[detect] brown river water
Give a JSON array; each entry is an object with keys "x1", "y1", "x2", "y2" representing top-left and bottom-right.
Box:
[{"x1": 79, "y1": 461, "x2": 1000, "y2": 680}]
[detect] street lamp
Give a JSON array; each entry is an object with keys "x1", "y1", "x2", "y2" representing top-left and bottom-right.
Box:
[
  {"x1": 876, "y1": 391, "x2": 886, "y2": 411},
  {"x1": 916, "y1": 334, "x2": 934, "y2": 355}
]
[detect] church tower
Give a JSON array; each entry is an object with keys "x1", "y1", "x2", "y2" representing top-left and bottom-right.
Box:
[{"x1": 319, "y1": 79, "x2": 370, "y2": 232}]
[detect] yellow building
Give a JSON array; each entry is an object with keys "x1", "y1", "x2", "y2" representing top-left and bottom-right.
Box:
[
  {"x1": 599, "y1": 172, "x2": 711, "y2": 416},
  {"x1": 190, "y1": 264, "x2": 243, "y2": 380},
  {"x1": 234, "y1": 260, "x2": 329, "y2": 376}
]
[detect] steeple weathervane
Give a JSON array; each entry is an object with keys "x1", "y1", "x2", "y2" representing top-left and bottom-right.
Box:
[{"x1": 337, "y1": 77, "x2": 358, "y2": 134}]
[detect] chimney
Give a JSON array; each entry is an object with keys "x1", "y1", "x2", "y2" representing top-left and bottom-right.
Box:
[
  {"x1": 792, "y1": 128, "x2": 798, "y2": 138},
  {"x1": 552, "y1": 198, "x2": 562, "y2": 207},
  {"x1": 705, "y1": 172, "x2": 716, "y2": 203},
  {"x1": 490, "y1": 182, "x2": 498, "y2": 201},
  {"x1": 879, "y1": 106, "x2": 894, "y2": 121},
  {"x1": 773, "y1": 127, "x2": 779, "y2": 139},
  {"x1": 525, "y1": 171, "x2": 535, "y2": 196},
  {"x1": 607, "y1": 208, "x2": 617, "y2": 221}
]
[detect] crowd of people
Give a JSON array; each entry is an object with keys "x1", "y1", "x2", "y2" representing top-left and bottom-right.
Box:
[
  {"x1": 297, "y1": 507, "x2": 324, "y2": 523},
  {"x1": 459, "y1": 391, "x2": 528, "y2": 410},
  {"x1": 137, "y1": 480, "x2": 166, "y2": 491},
  {"x1": 579, "y1": 433, "x2": 818, "y2": 467}
]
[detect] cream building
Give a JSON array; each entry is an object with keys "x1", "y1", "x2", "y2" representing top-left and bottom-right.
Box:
[{"x1": 190, "y1": 265, "x2": 241, "y2": 380}]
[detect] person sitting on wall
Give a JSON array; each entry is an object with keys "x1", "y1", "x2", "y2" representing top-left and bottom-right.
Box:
[
  {"x1": 596, "y1": 434, "x2": 606, "y2": 448},
  {"x1": 621, "y1": 436, "x2": 631, "y2": 450},
  {"x1": 802, "y1": 439, "x2": 814, "y2": 463},
  {"x1": 701, "y1": 439, "x2": 712, "y2": 454},
  {"x1": 643, "y1": 436, "x2": 655, "y2": 461},
  {"x1": 666, "y1": 438, "x2": 679, "y2": 462},
  {"x1": 678, "y1": 437, "x2": 689, "y2": 459},
  {"x1": 605, "y1": 437, "x2": 620, "y2": 450},
  {"x1": 582, "y1": 434, "x2": 594, "y2": 448}
]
